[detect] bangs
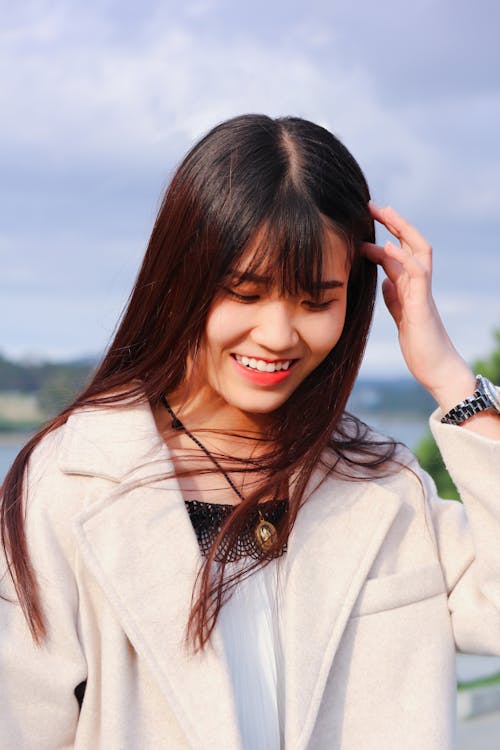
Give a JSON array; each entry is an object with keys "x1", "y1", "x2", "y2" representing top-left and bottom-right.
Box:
[{"x1": 224, "y1": 189, "x2": 352, "y2": 297}]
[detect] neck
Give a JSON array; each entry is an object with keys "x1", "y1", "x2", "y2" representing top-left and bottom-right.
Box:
[
  {"x1": 156, "y1": 384, "x2": 273, "y2": 445},
  {"x1": 151, "y1": 390, "x2": 290, "y2": 509}
]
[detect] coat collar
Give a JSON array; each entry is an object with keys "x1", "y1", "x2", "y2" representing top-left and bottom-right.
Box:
[
  {"x1": 59, "y1": 398, "x2": 167, "y2": 481},
  {"x1": 65, "y1": 401, "x2": 402, "y2": 750}
]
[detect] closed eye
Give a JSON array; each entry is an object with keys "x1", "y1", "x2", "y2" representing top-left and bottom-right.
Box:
[
  {"x1": 223, "y1": 288, "x2": 260, "y2": 303},
  {"x1": 302, "y1": 299, "x2": 336, "y2": 310},
  {"x1": 223, "y1": 287, "x2": 337, "y2": 309}
]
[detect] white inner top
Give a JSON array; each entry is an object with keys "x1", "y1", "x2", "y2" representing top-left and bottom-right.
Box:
[{"x1": 216, "y1": 557, "x2": 287, "y2": 750}]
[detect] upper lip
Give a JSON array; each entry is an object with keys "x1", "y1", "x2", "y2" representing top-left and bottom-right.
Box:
[{"x1": 232, "y1": 354, "x2": 298, "y2": 363}]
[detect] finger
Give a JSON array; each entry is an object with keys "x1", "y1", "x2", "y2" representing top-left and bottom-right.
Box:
[
  {"x1": 381, "y1": 278, "x2": 402, "y2": 326},
  {"x1": 361, "y1": 240, "x2": 385, "y2": 263},
  {"x1": 384, "y1": 242, "x2": 433, "y2": 301},
  {"x1": 367, "y1": 240, "x2": 432, "y2": 313},
  {"x1": 369, "y1": 201, "x2": 432, "y2": 264},
  {"x1": 368, "y1": 201, "x2": 401, "y2": 237},
  {"x1": 381, "y1": 207, "x2": 430, "y2": 256},
  {"x1": 384, "y1": 241, "x2": 429, "y2": 281},
  {"x1": 362, "y1": 241, "x2": 405, "y2": 284}
]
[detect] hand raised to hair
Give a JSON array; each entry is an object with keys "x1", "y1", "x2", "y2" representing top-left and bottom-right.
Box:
[{"x1": 362, "y1": 202, "x2": 475, "y2": 411}]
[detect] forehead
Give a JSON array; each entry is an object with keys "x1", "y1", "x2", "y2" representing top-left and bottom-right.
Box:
[
  {"x1": 230, "y1": 221, "x2": 350, "y2": 288},
  {"x1": 319, "y1": 227, "x2": 350, "y2": 276}
]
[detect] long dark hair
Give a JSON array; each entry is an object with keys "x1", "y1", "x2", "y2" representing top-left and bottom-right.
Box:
[{"x1": 1, "y1": 114, "x2": 396, "y2": 652}]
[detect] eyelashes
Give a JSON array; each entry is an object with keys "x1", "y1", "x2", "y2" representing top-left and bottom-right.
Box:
[
  {"x1": 222, "y1": 288, "x2": 336, "y2": 310},
  {"x1": 302, "y1": 300, "x2": 335, "y2": 310},
  {"x1": 223, "y1": 289, "x2": 259, "y2": 303}
]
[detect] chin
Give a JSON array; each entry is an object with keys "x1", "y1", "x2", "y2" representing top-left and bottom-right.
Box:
[{"x1": 234, "y1": 395, "x2": 291, "y2": 415}]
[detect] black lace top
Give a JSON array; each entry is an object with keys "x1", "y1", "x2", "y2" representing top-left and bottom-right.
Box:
[{"x1": 184, "y1": 499, "x2": 289, "y2": 562}]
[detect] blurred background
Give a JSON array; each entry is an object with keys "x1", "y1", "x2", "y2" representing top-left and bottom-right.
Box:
[{"x1": 1, "y1": 1, "x2": 499, "y2": 745}]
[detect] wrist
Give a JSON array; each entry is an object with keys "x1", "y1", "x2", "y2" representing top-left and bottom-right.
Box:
[
  {"x1": 438, "y1": 374, "x2": 500, "y2": 433},
  {"x1": 427, "y1": 365, "x2": 476, "y2": 413}
]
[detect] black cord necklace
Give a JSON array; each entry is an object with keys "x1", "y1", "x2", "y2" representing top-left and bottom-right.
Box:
[{"x1": 161, "y1": 394, "x2": 285, "y2": 553}]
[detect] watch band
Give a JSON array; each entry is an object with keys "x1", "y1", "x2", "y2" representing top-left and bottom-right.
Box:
[{"x1": 440, "y1": 374, "x2": 500, "y2": 425}]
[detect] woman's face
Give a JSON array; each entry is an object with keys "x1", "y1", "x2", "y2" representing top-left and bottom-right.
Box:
[{"x1": 189, "y1": 230, "x2": 350, "y2": 427}]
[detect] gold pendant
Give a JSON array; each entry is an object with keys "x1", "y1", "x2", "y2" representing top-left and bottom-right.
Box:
[{"x1": 255, "y1": 518, "x2": 278, "y2": 551}]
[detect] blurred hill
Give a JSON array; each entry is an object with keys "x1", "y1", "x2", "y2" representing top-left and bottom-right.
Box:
[{"x1": 0, "y1": 353, "x2": 96, "y2": 430}]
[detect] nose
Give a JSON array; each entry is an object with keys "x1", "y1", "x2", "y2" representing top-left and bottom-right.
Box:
[{"x1": 250, "y1": 300, "x2": 300, "y2": 353}]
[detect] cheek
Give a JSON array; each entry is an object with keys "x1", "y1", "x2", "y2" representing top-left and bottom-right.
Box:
[
  {"x1": 203, "y1": 302, "x2": 247, "y2": 352},
  {"x1": 305, "y1": 309, "x2": 347, "y2": 358}
]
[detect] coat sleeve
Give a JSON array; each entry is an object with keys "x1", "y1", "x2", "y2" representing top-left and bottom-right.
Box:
[
  {"x1": 0, "y1": 430, "x2": 87, "y2": 749},
  {"x1": 424, "y1": 410, "x2": 500, "y2": 655}
]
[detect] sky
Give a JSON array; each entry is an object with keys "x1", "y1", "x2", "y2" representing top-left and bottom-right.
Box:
[{"x1": 1, "y1": 0, "x2": 499, "y2": 377}]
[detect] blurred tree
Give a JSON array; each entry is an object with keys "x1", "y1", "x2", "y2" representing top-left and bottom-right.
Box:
[
  {"x1": 473, "y1": 330, "x2": 500, "y2": 382},
  {"x1": 415, "y1": 330, "x2": 500, "y2": 500},
  {"x1": 0, "y1": 353, "x2": 39, "y2": 391},
  {"x1": 37, "y1": 367, "x2": 92, "y2": 416}
]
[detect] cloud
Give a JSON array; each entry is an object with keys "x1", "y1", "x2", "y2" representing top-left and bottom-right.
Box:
[
  {"x1": 2, "y1": 0, "x2": 499, "y2": 226},
  {"x1": 1, "y1": 0, "x2": 499, "y2": 371}
]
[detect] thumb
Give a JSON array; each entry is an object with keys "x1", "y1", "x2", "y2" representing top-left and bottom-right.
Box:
[{"x1": 382, "y1": 278, "x2": 402, "y2": 326}]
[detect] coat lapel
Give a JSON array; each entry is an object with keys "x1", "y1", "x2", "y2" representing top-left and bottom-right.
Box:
[
  {"x1": 73, "y1": 469, "x2": 243, "y2": 750},
  {"x1": 283, "y1": 473, "x2": 401, "y2": 750},
  {"x1": 64, "y1": 402, "x2": 243, "y2": 750}
]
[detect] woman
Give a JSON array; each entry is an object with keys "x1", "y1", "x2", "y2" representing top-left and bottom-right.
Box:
[{"x1": 1, "y1": 114, "x2": 499, "y2": 750}]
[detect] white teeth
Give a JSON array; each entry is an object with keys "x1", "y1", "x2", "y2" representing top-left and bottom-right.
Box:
[{"x1": 234, "y1": 355, "x2": 293, "y2": 373}]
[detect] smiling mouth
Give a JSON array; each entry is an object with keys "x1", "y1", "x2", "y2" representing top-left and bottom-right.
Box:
[{"x1": 232, "y1": 354, "x2": 297, "y2": 373}]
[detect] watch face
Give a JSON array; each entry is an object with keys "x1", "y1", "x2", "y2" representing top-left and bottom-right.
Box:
[{"x1": 479, "y1": 376, "x2": 500, "y2": 412}]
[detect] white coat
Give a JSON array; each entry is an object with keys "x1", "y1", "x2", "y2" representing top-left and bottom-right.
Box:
[{"x1": 0, "y1": 399, "x2": 499, "y2": 749}]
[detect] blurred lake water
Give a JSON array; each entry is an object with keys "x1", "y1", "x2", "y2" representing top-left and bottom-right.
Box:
[
  {"x1": 356, "y1": 412, "x2": 429, "y2": 450},
  {"x1": 0, "y1": 413, "x2": 430, "y2": 482},
  {"x1": 0, "y1": 439, "x2": 25, "y2": 480}
]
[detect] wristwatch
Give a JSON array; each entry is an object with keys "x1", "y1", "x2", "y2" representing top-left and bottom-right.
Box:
[{"x1": 440, "y1": 374, "x2": 500, "y2": 425}]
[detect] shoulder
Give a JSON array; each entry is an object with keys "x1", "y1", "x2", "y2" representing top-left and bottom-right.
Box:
[
  {"x1": 22, "y1": 424, "x2": 97, "y2": 526},
  {"x1": 26, "y1": 423, "x2": 66, "y2": 481},
  {"x1": 24, "y1": 396, "x2": 168, "y2": 511}
]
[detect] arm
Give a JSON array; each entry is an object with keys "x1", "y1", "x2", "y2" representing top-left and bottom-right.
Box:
[
  {"x1": 363, "y1": 202, "x2": 500, "y2": 441},
  {"x1": 0, "y1": 431, "x2": 86, "y2": 748},
  {"x1": 363, "y1": 204, "x2": 500, "y2": 650},
  {"x1": 426, "y1": 414, "x2": 500, "y2": 653}
]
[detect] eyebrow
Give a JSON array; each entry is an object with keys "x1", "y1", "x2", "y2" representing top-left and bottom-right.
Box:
[{"x1": 228, "y1": 270, "x2": 345, "y2": 290}]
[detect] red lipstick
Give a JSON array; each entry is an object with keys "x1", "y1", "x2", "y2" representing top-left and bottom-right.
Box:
[{"x1": 230, "y1": 355, "x2": 296, "y2": 386}]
